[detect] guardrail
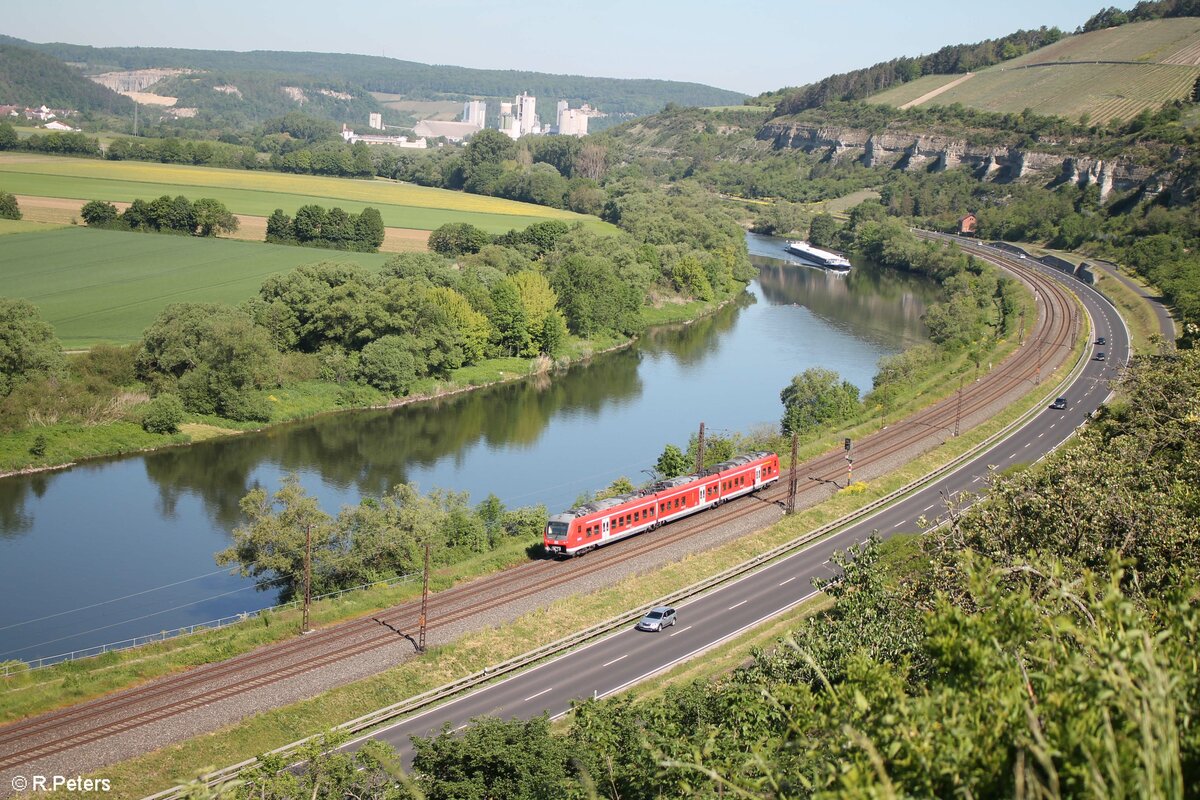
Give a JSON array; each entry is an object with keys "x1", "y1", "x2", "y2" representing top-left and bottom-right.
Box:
[
  {"x1": 2, "y1": 573, "x2": 418, "y2": 678},
  {"x1": 145, "y1": 272, "x2": 1090, "y2": 800}
]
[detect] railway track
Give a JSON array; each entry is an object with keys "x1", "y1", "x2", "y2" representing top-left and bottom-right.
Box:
[{"x1": 0, "y1": 245, "x2": 1081, "y2": 777}]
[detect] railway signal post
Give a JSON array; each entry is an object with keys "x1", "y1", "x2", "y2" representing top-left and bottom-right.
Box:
[
  {"x1": 844, "y1": 438, "x2": 853, "y2": 487},
  {"x1": 695, "y1": 422, "x2": 706, "y2": 475},
  {"x1": 786, "y1": 433, "x2": 799, "y2": 514}
]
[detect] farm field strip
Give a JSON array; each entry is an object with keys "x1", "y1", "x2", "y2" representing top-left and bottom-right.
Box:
[
  {"x1": 11, "y1": 195, "x2": 430, "y2": 253},
  {"x1": 0, "y1": 169, "x2": 568, "y2": 234},
  {"x1": 0, "y1": 154, "x2": 578, "y2": 218},
  {"x1": 0, "y1": 227, "x2": 389, "y2": 347}
]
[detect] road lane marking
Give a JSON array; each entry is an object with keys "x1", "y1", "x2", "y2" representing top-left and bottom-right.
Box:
[
  {"x1": 778, "y1": 576, "x2": 797, "y2": 586},
  {"x1": 669, "y1": 625, "x2": 692, "y2": 637},
  {"x1": 1024, "y1": 442, "x2": 1031, "y2": 448},
  {"x1": 602, "y1": 655, "x2": 628, "y2": 667},
  {"x1": 892, "y1": 521, "x2": 904, "y2": 529},
  {"x1": 923, "y1": 504, "x2": 935, "y2": 512},
  {"x1": 728, "y1": 600, "x2": 748, "y2": 610},
  {"x1": 523, "y1": 688, "x2": 553, "y2": 702}
]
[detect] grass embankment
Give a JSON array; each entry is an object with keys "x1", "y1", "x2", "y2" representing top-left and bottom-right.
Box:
[
  {"x1": 0, "y1": 153, "x2": 610, "y2": 235},
  {"x1": 56, "y1": 319, "x2": 1086, "y2": 800},
  {"x1": 1019, "y1": 244, "x2": 1168, "y2": 352},
  {"x1": 1095, "y1": 269, "x2": 1169, "y2": 351}
]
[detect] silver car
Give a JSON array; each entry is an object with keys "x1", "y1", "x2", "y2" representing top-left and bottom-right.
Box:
[{"x1": 636, "y1": 606, "x2": 677, "y2": 632}]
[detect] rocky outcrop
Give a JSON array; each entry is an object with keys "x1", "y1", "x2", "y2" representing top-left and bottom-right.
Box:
[{"x1": 758, "y1": 121, "x2": 1173, "y2": 202}]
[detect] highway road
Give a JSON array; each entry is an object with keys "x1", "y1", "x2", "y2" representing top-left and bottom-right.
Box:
[{"x1": 340, "y1": 251, "x2": 1128, "y2": 766}]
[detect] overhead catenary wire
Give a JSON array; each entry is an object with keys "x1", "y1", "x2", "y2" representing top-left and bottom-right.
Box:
[
  {"x1": 0, "y1": 565, "x2": 247, "y2": 633},
  {"x1": 0, "y1": 577, "x2": 287, "y2": 660}
]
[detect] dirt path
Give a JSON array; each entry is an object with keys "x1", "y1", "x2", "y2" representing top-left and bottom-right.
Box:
[
  {"x1": 899, "y1": 72, "x2": 975, "y2": 109},
  {"x1": 11, "y1": 196, "x2": 428, "y2": 252}
]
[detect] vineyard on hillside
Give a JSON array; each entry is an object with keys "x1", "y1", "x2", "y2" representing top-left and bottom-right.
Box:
[{"x1": 869, "y1": 17, "x2": 1200, "y2": 123}]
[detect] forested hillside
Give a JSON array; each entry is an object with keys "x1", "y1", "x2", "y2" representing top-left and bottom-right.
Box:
[
  {"x1": 0, "y1": 43, "x2": 132, "y2": 113},
  {"x1": 0, "y1": 35, "x2": 744, "y2": 127}
]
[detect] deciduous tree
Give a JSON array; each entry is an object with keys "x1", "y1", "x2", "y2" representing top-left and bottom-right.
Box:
[{"x1": 0, "y1": 298, "x2": 64, "y2": 397}]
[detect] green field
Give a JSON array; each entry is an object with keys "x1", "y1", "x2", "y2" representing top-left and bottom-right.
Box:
[
  {"x1": 869, "y1": 18, "x2": 1200, "y2": 123},
  {"x1": 0, "y1": 154, "x2": 609, "y2": 234},
  {"x1": 0, "y1": 218, "x2": 67, "y2": 235},
  {"x1": 0, "y1": 227, "x2": 390, "y2": 347}
]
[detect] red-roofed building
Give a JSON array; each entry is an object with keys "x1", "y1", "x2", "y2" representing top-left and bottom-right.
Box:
[{"x1": 959, "y1": 212, "x2": 978, "y2": 236}]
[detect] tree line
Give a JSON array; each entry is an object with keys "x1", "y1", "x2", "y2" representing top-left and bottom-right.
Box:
[
  {"x1": 265, "y1": 205, "x2": 384, "y2": 252},
  {"x1": 1083, "y1": 0, "x2": 1200, "y2": 31},
  {"x1": 770, "y1": 26, "x2": 1065, "y2": 116},
  {"x1": 80, "y1": 194, "x2": 238, "y2": 237}
]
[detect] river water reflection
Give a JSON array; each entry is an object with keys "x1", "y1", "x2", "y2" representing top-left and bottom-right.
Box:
[{"x1": 0, "y1": 234, "x2": 939, "y2": 662}]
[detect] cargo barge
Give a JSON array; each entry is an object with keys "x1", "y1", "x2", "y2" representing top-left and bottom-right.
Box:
[{"x1": 784, "y1": 240, "x2": 852, "y2": 271}]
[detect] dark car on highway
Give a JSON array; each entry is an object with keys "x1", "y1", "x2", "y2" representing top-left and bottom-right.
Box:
[
  {"x1": 1095, "y1": 351, "x2": 1106, "y2": 361},
  {"x1": 1051, "y1": 397, "x2": 1068, "y2": 410},
  {"x1": 1096, "y1": 336, "x2": 1106, "y2": 346}
]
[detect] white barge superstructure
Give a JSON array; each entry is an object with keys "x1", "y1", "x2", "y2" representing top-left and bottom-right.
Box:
[{"x1": 784, "y1": 240, "x2": 852, "y2": 271}]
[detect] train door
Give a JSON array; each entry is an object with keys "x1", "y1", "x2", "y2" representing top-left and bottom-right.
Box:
[
  {"x1": 698, "y1": 485, "x2": 706, "y2": 505},
  {"x1": 601, "y1": 518, "x2": 610, "y2": 539},
  {"x1": 754, "y1": 465, "x2": 762, "y2": 487}
]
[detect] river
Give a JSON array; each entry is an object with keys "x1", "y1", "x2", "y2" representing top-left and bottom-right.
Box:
[{"x1": 0, "y1": 234, "x2": 939, "y2": 664}]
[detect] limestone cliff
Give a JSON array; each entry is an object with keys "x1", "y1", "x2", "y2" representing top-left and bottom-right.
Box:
[{"x1": 758, "y1": 121, "x2": 1169, "y2": 201}]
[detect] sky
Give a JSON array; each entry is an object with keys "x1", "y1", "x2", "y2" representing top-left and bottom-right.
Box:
[{"x1": 3, "y1": 0, "x2": 1111, "y2": 95}]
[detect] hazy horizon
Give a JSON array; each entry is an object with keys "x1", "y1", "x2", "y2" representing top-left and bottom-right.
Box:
[{"x1": 4, "y1": 0, "x2": 1110, "y2": 95}]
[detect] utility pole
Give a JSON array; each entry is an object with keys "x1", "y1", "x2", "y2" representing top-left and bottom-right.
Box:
[
  {"x1": 954, "y1": 376, "x2": 964, "y2": 437},
  {"x1": 133, "y1": 102, "x2": 138, "y2": 137},
  {"x1": 1018, "y1": 308, "x2": 1025, "y2": 346},
  {"x1": 786, "y1": 432, "x2": 799, "y2": 514},
  {"x1": 694, "y1": 421, "x2": 706, "y2": 475},
  {"x1": 417, "y1": 540, "x2": 431, "y2": 654},
  {"x1": 301, "y1": 523, "x2": 313, "y2": 634},
  {"x1": 1035, "y1": 336, "x2": 1043, "y2": 385}
]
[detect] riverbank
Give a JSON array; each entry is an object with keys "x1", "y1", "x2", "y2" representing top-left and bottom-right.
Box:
[
  {"x1": 20, "y1": 309, "x2": 1086, "y2": 799},
  {"x1": 0, "y1": 295, "x2": 735, "y2": 478}
]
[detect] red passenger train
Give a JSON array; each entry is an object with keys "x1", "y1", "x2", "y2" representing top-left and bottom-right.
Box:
[{"x1": 544, "y1": 451, "x2": 781, "y2": 556}]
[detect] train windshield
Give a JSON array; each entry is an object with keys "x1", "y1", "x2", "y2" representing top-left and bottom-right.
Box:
[{"x1": 547, "y1": 521, "x2": 570, "y2": 539}]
